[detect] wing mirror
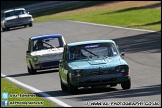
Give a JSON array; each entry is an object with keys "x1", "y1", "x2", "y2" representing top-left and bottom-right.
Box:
[{"x1": 120, "y1": 52, "x2": 125, "y2": 59}]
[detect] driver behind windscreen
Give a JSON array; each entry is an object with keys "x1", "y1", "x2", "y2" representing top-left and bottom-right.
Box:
[{"x1": 36, "y1": 40, "x2": 46, "y2": 50}]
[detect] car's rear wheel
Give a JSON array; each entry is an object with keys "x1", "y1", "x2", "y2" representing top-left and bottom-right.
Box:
[{"x1": 121, "y1": 79, "x2": 131, "y2": 90}]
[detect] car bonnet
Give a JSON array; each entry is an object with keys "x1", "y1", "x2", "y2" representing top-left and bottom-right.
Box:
[
  {"x1": 31, "y1": 48, "x2": 63, "y2": 56},
  {"x1": 68, "y1": 56, "x2": 127, "y2": 69}
]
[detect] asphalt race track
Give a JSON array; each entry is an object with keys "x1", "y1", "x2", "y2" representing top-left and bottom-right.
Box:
[{"x1": 1, "y1": 20, "x2": 161, "y2": 107}]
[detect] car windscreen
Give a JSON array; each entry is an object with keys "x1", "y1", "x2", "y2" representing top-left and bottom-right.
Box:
[
  {"x1": 4, "y1": 10, "x2": 26, "y2": 17},
  {"x1": 69, "y1": 42, "x2": 119, "y2": 60},
  {"x1": 14, "y1": 10, "x2": 26, "y2": 15},
  {"x1": 32, "y1": 37, "x2": 63, "y2": 51}
]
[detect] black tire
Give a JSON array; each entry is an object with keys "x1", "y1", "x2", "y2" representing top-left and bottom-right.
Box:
[
  {"x1": 6, "y1": 27, "x2": 10, "y2": 31},
  {"x1": 2, "y1": 28, "x2": 5, "y2": 31},
  {"x1": 68, "y1": 83, "x2": 78, "y2": 94},
  {"x1": 2, "y1": 27, "x2": 6, "y2": 31},
  {"x1": 61, "y1": 81, "x2": 68, "y2": 91},
  {"x1": 68, "y1": 77, "x2": 78, "y2": 94},
  {"x1": 121, "y1": 79, "x2": 131, "y2": 90},
  {"x1": 29, "y1": 23, "x2": 33, "y2": 27},
  {"x1": 27, "y1": 66, "x2": 31, "y2": 74},
  {"x1": 60, "y1": 78, "x2": 68, "y2": 91},
  {"x1": 28, "y1": 63, "x2": 37, "y2": 74},
  {"x1": 110, "y1": 83, "x2": 117, "y2": 87}
]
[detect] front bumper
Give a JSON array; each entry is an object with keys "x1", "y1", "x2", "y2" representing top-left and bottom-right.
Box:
[
  {"x1": 5, "y1": 20, "x2": 33, "y2": 28},
  {"x1": 32, "y1": 61, "x2": 59, "y2": 70},
  {"x1": 70, "y1": 73, "x2": 130, "y2": 87}
]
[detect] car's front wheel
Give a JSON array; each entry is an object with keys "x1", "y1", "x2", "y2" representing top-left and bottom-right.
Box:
[
  {"x1": 6, "y1": 27, "x2": 10, "y2": 31},
  {"x1": 68, "y1": 77, "x2": 78, "y2": 94},
  {"x1": 2, "y1": 27, "x2": 9, "y2": 31},
  {"x1": 29, "y1": 23, "x2": 33, "y2": 27},
  {"x1": 60, "y1": 75, "x2": 68, "y2": 91},
  {"x1": 68, "y1": 82, "x2": 78, "y2": 94},
  {"x1": 121, "y1": 79, "x2": 131, "y2": 90},
  {"x1": 27, "y1": 66, "x2": 31, "y2": 74},
  {"x1": 2, "y1": 27, "x2": 6, "y2": 31},
  {"x1": 28, "y1": 63, "x2": 37, "y2": 74}
]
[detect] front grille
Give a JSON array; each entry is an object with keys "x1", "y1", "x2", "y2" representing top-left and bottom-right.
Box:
[
  {"x1": 7, "y1": 17, "x2": 29, "y2": 23},
  {"x1": 92, "y1": 70, "x2": 114, "y2": 75},
  {"x1": 41, "y1": 61, "x2": 59, "y2": 68},
  {"x1": 84, "y1": 73, "x2": 123, "y2": 81}
]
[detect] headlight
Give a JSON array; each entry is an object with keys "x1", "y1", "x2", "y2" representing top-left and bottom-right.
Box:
[
  {"x1": 32, "y1": 56, "x2": 38, "y2": 62},
  {"x1": 6, "y1": 20, "x2": 12, "y2": 23},
  {"x1": 4, "y1": 21, "x2": 7, "y2": 23},
  {"x1": 115, "y1": 65, "x2": 128, "y2": 72},
  {"x1": 72, "y1": 69, "x2": 83, "y2": 77},
  {"x1": 26, "y1": 17, "x2": 31, "y2": 20},
  {"x1": 5, "y1": 20, "x2": 12, "y2": 25}
]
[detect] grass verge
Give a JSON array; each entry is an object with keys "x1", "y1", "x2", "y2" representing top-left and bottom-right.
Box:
[
  {"x1": 33, "y1": 1, "x2": 161, "y2": 31},
  {"x1": 1, "y1": 78, "x2": 57, "y2": 107}
]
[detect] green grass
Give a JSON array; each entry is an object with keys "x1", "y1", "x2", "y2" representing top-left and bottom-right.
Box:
[
  {"x1": 33, "y1": 2, "x2": 161, "y2": 31},
  {"x1": 1, "y1": 78, "x2": 57, "y2": 107}
]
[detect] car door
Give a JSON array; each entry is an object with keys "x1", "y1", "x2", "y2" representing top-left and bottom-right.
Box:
[
  {"x1": 26, "y1": 39, "x2": 33, "y2": 67},
  {"x1": 59, "y1": 45, "x2": 69, "y2": 84}
]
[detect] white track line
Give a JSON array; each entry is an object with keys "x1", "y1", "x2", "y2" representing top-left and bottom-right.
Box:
[
  {"x1": 66, "y1": 20, "x2": 160, "y2": 33},
  {"x1": 1, "y1": 74, "x2": 71, "y2": 107}
]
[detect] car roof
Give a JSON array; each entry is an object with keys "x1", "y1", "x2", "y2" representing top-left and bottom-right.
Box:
[
  {"x1": 67, "y1": 40, "x2": 115, "y2": 46},
  {"x1": 30, "y1": 34, "x2": 63, "y2": 41},
  {"x1": 3, "y1": 8, "x2": 25, "y2": 13}
]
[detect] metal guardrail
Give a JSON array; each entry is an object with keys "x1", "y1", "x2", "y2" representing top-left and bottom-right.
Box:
[{"x1": 1, "y1": 1, "x2": 91, "y2": 13}]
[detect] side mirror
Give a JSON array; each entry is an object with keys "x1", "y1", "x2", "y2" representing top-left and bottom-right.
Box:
[
  {"x1": 120, "y1": 52, "x2": 125, "y2": 59},
  {"x1": 27, "y1": 12, "x2": 29, "y2": 14}
]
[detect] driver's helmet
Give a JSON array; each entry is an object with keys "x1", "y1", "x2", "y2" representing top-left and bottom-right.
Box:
[{"x1": 36, "y1": 40, "x2": 44, "y2": 49}]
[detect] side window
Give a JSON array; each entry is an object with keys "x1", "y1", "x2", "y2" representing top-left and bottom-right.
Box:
[
  {"x1": 53, "y1": 38, "x2": 60, "y2": 47},
  {"x1": 115, "y1": 44, "x2": 120, "y2": 54},
  {"x1": 28, "y1": 40, "x2": 34, "y2": 52},
  {"x1": 28, "y1": 40, "x2": 31, "y2": 52},
  {"x1": 58, "y1": 37, "x2": 63, "y2": 47}
]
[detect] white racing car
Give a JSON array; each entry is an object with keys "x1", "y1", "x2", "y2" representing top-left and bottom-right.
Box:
[
  {"x1": 1, "y1": 8, "x2": 33, "y2": 31},
  {"x1": 26, "y1": 34, "x2": 66, "y2": 74}
]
